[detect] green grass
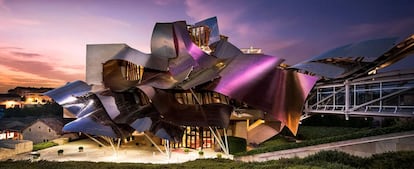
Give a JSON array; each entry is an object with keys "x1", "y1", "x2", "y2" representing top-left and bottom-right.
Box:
[
  {"x1": 1, "y1": 151, "x2": 413, "y2": 169},
  {"x1": 32, "y1": 142, "x2": 58, "y2": 151},
  {"x1": 261, "y1": 126, "x2": 362, "y2": 148},
  {"x1": 296, "y1": 126, "x2": 362, "y2": 140}
]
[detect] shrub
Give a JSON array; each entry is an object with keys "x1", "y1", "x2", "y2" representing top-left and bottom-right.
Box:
[
  {"x1": 216, "y1": 153, "x2": 222, "y2": 159},
  {"x1": 78, "y1": 146, "x2": 84, "y2": 152},
  {"x1": 184, "y1": 148, "x2": 190, "y2": 153},
  {"x1": 198, "y1": 151, "x2": 204, "y2": 156},
  {"x1": 57, "y1": 149, "x2": 64, "y2": 156},
  {"x1": 367, "y1": 151, "x2": 414, "y2": 169},
  {"x1": 225, "y1": 136, "x2": 246, "y2": 154}
]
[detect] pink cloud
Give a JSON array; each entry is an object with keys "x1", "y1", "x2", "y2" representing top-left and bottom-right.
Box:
[
  {"x1": 0, "y1": 0, "x2": 9, "y2": 12},
  {"x1": 0, "y1": 47, "x2": 84, "y2": 92}
]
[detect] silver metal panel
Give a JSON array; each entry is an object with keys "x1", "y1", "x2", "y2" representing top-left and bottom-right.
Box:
[
  {"x1": 103, "y1": 60, "x2": 139, "y2": 92},
  {"x1": 43, "y1": 80, "x2": 91, "y2": 116},
  {"x1": 110, "y1": 46, "x2": 168, "y2": 71},
  {"x1": 290, "y1": 37, "x2": 399, "y2": 79},
  {"x1": 86, "y1": 44, "x2": 127, "y2": 85},
  {"x1": 130, "y1": 117, "x2": 152, "y2": 132},
  {"x1": 50, "y1": 17, "x2": 324, "y2": 141},
  {"x1": 291, "y1": 62, "x2": 345, "y2": 78},
  {"x1": 140, "y1": 72, "x2": 178, "y2": 89},
  {"x1": 63, "y1": 116, "x2": 118, "y2": 138},
  {"x1": 210, "y1": 40, "x2": 243, "y2": 58},
  {"x1": 95, "y1": 92, "x2": 121, "y2": 120},
  {"x1": 306, "y1": 37, "x2": 398, "y2": 62},
  {"x1": 150, "y1": 23, "x2": 177, "y2": 59},
  {"x1": 194, "y1": 16, "x2": 220, "y2": 44}
]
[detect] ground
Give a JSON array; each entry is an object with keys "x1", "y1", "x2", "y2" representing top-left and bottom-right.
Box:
[{"x1": 11, "y1": 139, "x2": 229, "y2": 164}]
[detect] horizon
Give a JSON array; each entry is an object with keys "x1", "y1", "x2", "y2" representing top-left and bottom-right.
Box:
[{"x1": 1, "y1": 0, "x2": 414, "y2": 93}]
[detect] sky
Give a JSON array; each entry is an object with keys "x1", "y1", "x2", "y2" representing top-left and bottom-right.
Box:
[{"x1": 0, "y1": 0, "x2": 413, "y2": 93}]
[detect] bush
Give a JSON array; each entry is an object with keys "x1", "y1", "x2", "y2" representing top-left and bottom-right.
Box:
[
  {"x1": 184, "y1": 148, "x2": 189, "y2": 153},
  {"x1": 57, "y1": 149, "x2": 64, "y2": 156},
  {"x1": 225, "y1": 136, "x2": 246, "y2": 154},
  {"x1": 216, "y1": 153, "x2": 222, "y2": 159},
  {"x1": 303, "y1": 151, "x2": 366, "y2": 168},
  {"x1": 198, "y1": 151, "x2": 204, "y2": 156},
  {"x1": 78, "y1": 146, "x2": 84, "y2": 152},
  {"x1": 367, "y1": 151, "x2": 414, "y2": 169}
]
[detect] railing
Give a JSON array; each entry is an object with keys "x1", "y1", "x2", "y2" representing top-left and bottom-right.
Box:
[{"x1": 304, "y1": 69, "x2": 414, "y2": 119}]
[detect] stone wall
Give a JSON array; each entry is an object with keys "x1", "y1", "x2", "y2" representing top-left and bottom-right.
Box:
[{"x1": 0, "y1": 140, "x2": 33, "y2": 160}]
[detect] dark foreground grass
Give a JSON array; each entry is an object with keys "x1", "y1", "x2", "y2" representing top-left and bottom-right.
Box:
[{"x1": 1, "y1": 151, "x2": 413, "y2": 169}]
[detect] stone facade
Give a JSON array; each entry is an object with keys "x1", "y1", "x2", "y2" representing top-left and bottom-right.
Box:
[{"x1": 22, "y1": 119, "x2": 63, "y2": 144}]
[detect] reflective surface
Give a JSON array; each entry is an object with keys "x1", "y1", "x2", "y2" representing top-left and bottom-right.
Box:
[
  {"x1": 46, "y1": 17, "x2": 319, "y2": 142},
  {"x1": 291, "y1": 37, "x2": 399, "y2": 79}
]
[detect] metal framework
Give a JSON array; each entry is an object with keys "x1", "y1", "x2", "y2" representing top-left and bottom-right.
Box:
[{"x1": 303, "y1": 69, "x2": 414, "y2": 119}]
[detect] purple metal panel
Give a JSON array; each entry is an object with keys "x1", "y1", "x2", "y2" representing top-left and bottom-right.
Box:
[
  {"x1": 205, "y1": 54, "x2": 282, "y2": 99},
  {"x1": 205, "y1": 61, "x2": 318, "y2": 134}
]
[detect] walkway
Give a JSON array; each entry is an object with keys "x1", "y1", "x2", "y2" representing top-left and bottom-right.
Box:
[{"x1": 11, "y1": 139, "x2": 229, "y2": 164}]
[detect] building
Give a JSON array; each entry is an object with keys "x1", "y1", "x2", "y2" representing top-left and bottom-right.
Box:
[
  {"x1": 0, "y1": 87, "x2": 54, "y2": 108},
  {"x1": 22, "y1": 92, "x2": 53, "y2": 107},
  {"x1": 0, "y1": 140, "x2": 33, "y2": 160},
  {"x1": 7, "y1": 87, "x2": 53, "y2": 97},
  {"x1": 240, "y1": 46, "x2": 263, "y2": 54},
  {"x1": 0, "y1": 93, "x2": 22, "y2": 109},
  {"x1": 22, "y1": 118, "x2": 64, "y2": 144}
]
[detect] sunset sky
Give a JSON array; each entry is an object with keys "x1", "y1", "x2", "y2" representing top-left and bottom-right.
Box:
[{"x1": 1, "y1": 0, "x2": 413, "y2": 93}]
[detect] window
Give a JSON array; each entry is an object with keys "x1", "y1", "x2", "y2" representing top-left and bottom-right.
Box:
[
  {"x1": 48, "y1": 128, "x2": 51, "y2": 132},
  {"x1": 29, "y1": 128, "x2": 31, "y2": 132}
]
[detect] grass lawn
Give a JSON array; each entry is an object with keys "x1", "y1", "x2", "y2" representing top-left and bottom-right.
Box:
[
  {"x1": 260, "y1": 126, "x2": 363, "y2": 148},
  {"x1": 32, "y1": 142, "x2": 58, "y2": 151},
  {"x1": 296, "y1": 126, "x2": 363, "y2": 140},
  {"x1": 1, "y1": 150, "x2": 413, "y2": 169},
  {"x1": 239, "y1": 121, "x2": 414, "y2": 156}
]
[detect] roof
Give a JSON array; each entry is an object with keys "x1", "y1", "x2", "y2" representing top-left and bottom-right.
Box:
[
  {"x1": 0, "y1": 117, "x2": 37, "y2": 131},
  {"x1": 0, "y1": 94, "x2": 21, "y2": 99}
]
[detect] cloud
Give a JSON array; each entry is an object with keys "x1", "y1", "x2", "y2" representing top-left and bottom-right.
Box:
[
  {"x1": 11, "y1": 51, "x2": 41, "y2": 58},
  {"x1": 153, "y1": 0, "x2": 178, "y2": 6},
  {"x1": 0, "y1": 16, "x2": 41, "y2": 31},
  {"x1": 345, "y1": 18, "x2": 414, "y2": 39},
  {"x1": 0, "y1": 0, "x2": 9, "y2": 12},
  {"x1": 0, "y1": 47, "x2": 84, "y2": 92}
]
